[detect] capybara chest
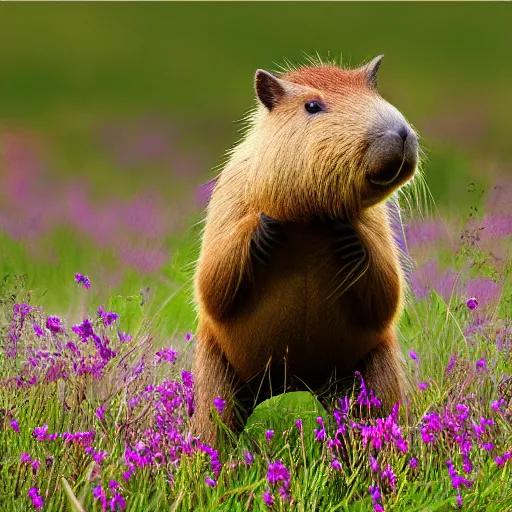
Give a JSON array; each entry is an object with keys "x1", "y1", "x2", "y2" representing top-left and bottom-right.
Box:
[{"x1": 214, "y1": 224, "x2": 383, "y2": 383}]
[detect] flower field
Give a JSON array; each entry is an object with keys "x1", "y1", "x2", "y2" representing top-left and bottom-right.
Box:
[
  {"x1": 1, "y1": 5, "x2": 512, "y2": 510},
  {"x1": 1, "y1": 176, "x2": 511, "y2": 511}
]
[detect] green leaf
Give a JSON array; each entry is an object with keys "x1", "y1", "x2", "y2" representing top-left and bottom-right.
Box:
[
  {"x1": 242, "y1": 391, "x2": 328, "y2": 452},
  {"x1": 61, "y1": 477, "x2": 86, "y2": 512}
]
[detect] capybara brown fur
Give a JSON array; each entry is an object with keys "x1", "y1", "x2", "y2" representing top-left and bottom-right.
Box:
[{"x1": 191, "y1": 55, "x2": 419, "y2": 444}]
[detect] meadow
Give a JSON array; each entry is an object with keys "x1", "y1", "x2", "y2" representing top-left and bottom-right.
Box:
[
  {"x1": 1, "y1": 4, "x2": 512, "y2": 511},
  {"x1": 1, "y1": 183, "x2": 512, "y2": 511}
]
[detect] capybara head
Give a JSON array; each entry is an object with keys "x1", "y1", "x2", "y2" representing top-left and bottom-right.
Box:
[{"x1": 241, "y1": 56, "x2": 418, "y2": 221}]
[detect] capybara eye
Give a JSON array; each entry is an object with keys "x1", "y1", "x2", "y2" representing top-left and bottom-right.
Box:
[{"x1": 304, "y1": 100, "x2": 323, "y2": 114}]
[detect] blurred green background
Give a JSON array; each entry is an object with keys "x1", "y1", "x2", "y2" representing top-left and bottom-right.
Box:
[{"x1": 0, "y1": 3, "x2": 510, "y2": 337}]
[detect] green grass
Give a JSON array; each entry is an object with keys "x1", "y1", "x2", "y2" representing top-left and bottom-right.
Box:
[{"x1": 0, "y1": 222, "x2": 511, "y2": 511}]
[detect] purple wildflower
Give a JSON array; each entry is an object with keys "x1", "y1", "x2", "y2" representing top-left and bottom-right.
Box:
[
  {"x1": 33, "y1": 322, "x2": 44, "y2": 337},
  {"x1": 30, "y1": 459, "x2": 40, "y2": 473},
  {"x1": 98, "y1": 306, "x2": 119, "y2": 326},
  {"x1": 267, "y1": 460, "x2": 290, "y2": 488},
  {"x1": 355, "y1": 371, "x2": 382, "y2": 408},
  {"x1": 446, "y1": 353, "x2": 457, "y2": 374},
  {"x1": 61, "y1": 430, "x2": 95, "y2": 446},
  {"x1": 213, "y1": 397, "x2": 226, "y2": 416},
  {"x1": 181, "y1": 370, "x2": 193, "y2": 387},
  {"x1": 265, "y1": 430, "x2": 274, "y2": 443},
  {"x1": 95, "y1": 407, "x2": 106, "y2": 421},
  {"x1": 205, "y1": 477, "x2": 216, "y2": 487},
  {"x1": 462, "y1": 454, "x2": 473, "y2": 474},
  {"x1": 33, "y1": 424, "x2": 49, "y2": 440},
  {"x1": 46, "y1": 316, "x2": 63, "y2": 334},
  {"x1": 92, "y1": 450, "x2": 108, "y2": 465},
  {"x1": 122, "y1": 466, "x2": 135, "y2": 481},
  {"x1": 263, "y1": 489, "x2": 274, "y2": 507},
  {"x1": 72, "y1": 318, "x2": 94, "y2": 342},
  {"x1": 134, "y1": 441, "x2": 145, "y2": 451},
  {"x1": 295, "y1": 419, "x2": 303, "y2": 432},
  {"x1": 409, "y1": 457, "x2": 418, "y2": 469},
  {"x1": 409, "y1": 349, "x2": 419, "y2": 361},
  {"x1": 21, "y1": 453, "x2": 31, "y2": 463},
  {"x1": 381, "y1": 463, "x2": 397, "y2": 490},
  {"x1": 118, "y1": 331, "x2": 133, "y2": 343},
  {"x1": 446, "y1": 460, "x2": 473, "y2": 491},
  {"x1": 93, "y1": 485, "x2": 107, "y2": 510},
  {"x1": 110, "y1": 493, "x2": 126, "y2": 511},
  {"x1": 279, "y1": 486, "x2": 292, "y2": 502},
  {"x1": 10, "y1": 419, "x2": 20, "y2": 433},
  {"x1": 28, "y1": 488, "x2": 43, "y2": 511},
  {"x1": 154, "y1": 347, "x2": 178, "y2": 365},
  {"x1": 369, "y1": 485, "x2": 384, "y2": 512},
  {"x1": 421, "y1": 413, "x2": 442, "y2": 443},
  {"x1": 475, "y1": 358, "x2": 487, "y2": 371},
  {"x1": 491, "y1": 398, "x2": 506, "y2": 411},
  {"x1": 186, "y1": 331, "x2": 194, "y2": 342},
  {"x1": 314, "y1": 416, "x2": 326, "y2": 441},
  {"x1": 266, "y1": 460, "x2": 291, "y2": 503},
  {"x1": 494, "y1": 451, "x2": 511, "y2": 467},
  {"x1": 331, "y1": 458, "x2": 343, "y2": 470},
  {"x1": 369, "y1": 455, "x2": 380, "y2": 473},
  {"x1": 75, "y1": 273, "x2": 91, "y2": 289},
  {"x1": 244, "y1": 451, "x2": 254, "y2": 465},
  {"x1": 466, "y1": 297, "x2": 479, "y2": 310},
  {"x1": 418, "y1": 382, "x2": 429, "y2": 391}
]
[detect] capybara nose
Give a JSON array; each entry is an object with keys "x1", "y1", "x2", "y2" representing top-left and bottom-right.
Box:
[{"x1": 366, "y1": 125, "x2": 418, "y2": 186}]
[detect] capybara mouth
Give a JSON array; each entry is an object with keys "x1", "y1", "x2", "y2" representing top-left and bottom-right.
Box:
[{"x1": 366, "y1": 125, "x2": 418, "y2": 187}]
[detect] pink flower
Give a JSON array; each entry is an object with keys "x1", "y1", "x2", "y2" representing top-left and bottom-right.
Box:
[
  {"x1": 46, "y1": 316, "x2": 63, "y2": 334},
  {"x1": 28, "y1": 488, "x2": 43, "y2": 511},
  {"x1": 491, "y1": 399, "x2": 506, "y2": 411},
  {"x1": 381, "y1": 463, "x2": 397, "y2": 490},
  {"x1": 314, "y1": 417, "x2": 326, "y2": 441},
  {"x1": 10, "y1": 419, "x2": 20, "y2": 433},
  {"x1": 154, "y1": 347, "x2": 178, "y2": 365},
  {"x1": 331, "y1": 458, "x2": 343, "y2": 470},
  {"x1": 466, "y1": 297, "x2": 478, "y2": 310},
  {"x1": 244, "y1": 451, "x2": 253, "y2": 465},
  {"x1": 475, "y1": 358, "x2": 487, "y2": 371},
  {"x1": 263, "y1": 489, "x2": 274, "y2": 507},
  {"x1": 369, "y1": 455, "x2": 380, "y2": 473},
  {"x1": 205, "y1": 477, "x2": 216, "y2": 487},
  {"x1": 75, "y1": 273, "x2": 91, "y2": 289},
  {"x1": 213, "y1": 397, "x2": 226, "y2": 415},
  {"x1": 409, "y1": 349, "x2": 419, "y2": 361}
]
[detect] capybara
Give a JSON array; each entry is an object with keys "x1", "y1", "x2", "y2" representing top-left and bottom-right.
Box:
[{"x1": 191, "y1": 55, "x2": 418, "y2": 444}]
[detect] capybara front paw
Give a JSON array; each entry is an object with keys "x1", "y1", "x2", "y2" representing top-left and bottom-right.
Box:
[
  {"x1": 250, "y1": 212, "x2": 287, "y2": 265},
  {"x1": 329, "y1": 220, "x2": 368, "y2": 265}
]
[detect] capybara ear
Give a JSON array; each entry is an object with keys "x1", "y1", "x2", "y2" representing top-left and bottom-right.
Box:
[
  {"x1": 360, "y1": 55, "x2": 384, "y2": 89},
  {"x1": 255, "y1": 70, "x2": 287, "y2": 111}
]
